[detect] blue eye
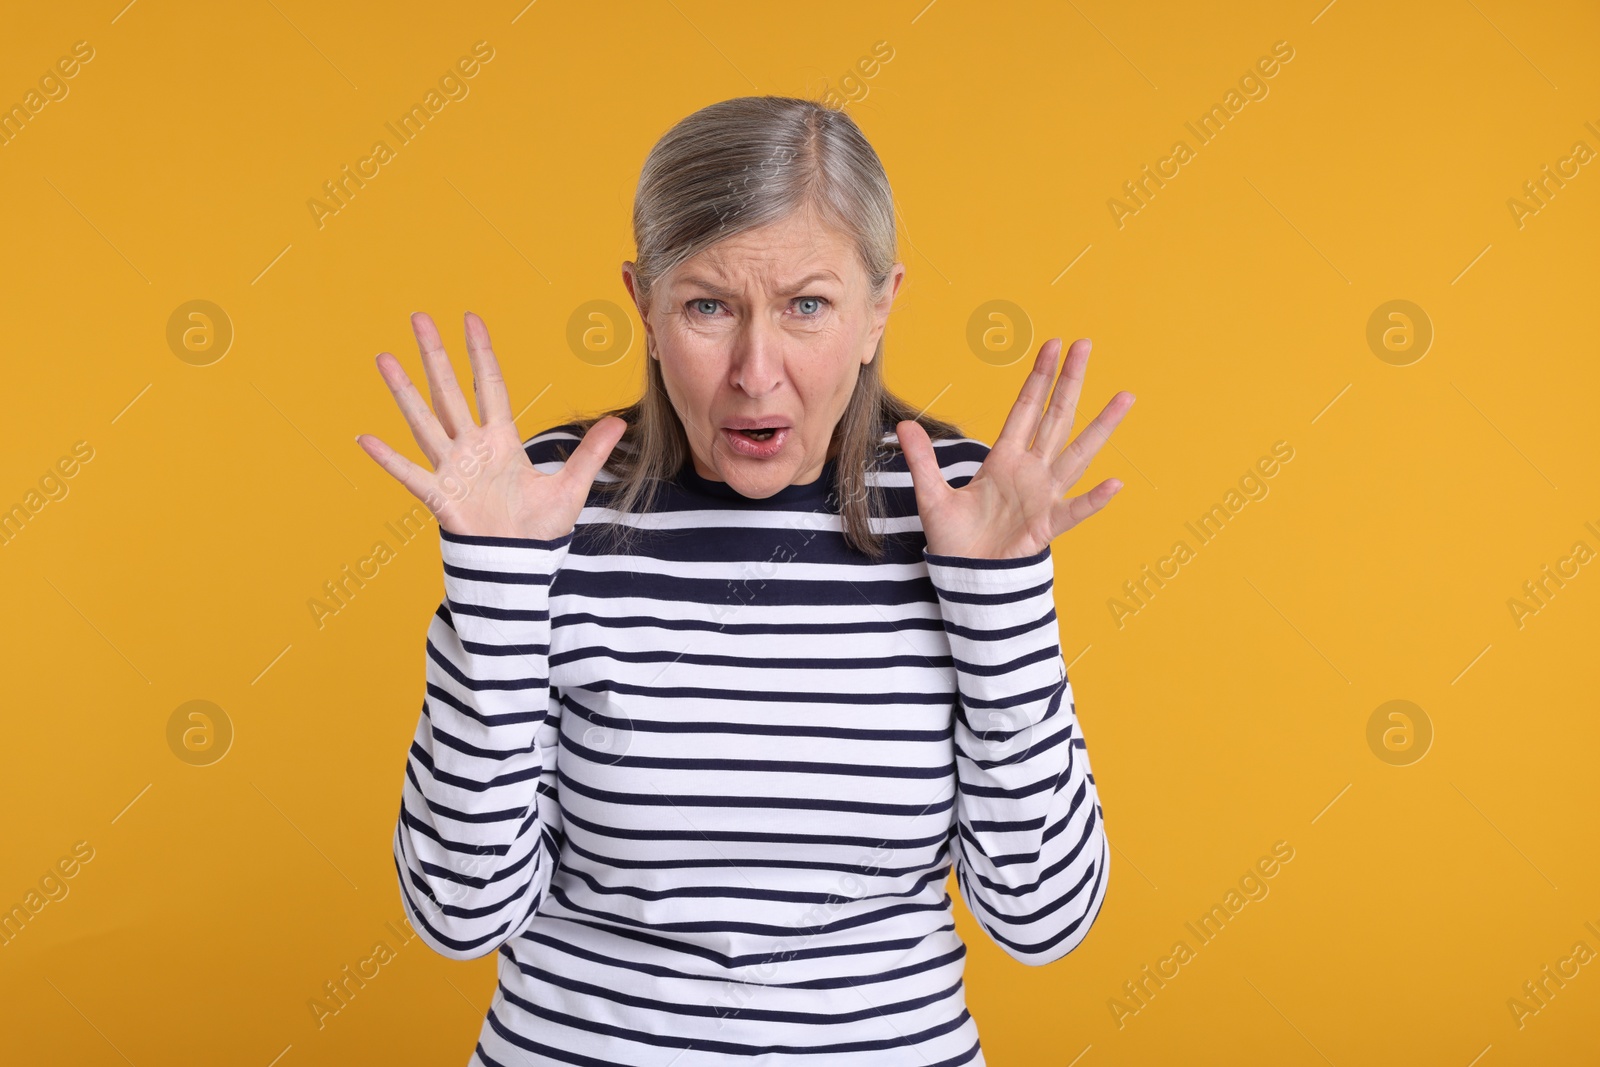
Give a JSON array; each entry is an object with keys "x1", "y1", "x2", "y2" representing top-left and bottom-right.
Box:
[
  {"x1": 689, "y1": 299, "x2": 721, "y2": 316},
  {"x1": 794, "y1": 296, "x2": 827, "y2": 315}
]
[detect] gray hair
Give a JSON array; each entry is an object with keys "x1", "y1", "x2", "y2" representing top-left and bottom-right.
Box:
[{"x1": 562, "y1": 94, "x2": 963, "y2": 560}]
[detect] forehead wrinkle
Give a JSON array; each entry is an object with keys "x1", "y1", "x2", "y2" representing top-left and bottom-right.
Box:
[
  {"x1": 675, "y1": 263, "x2": 846, "y2": 299},
  {"x1": 677, "y1": 218, "x2": 855, "y2": 296},
  {"x1": 675, "y1": 238, "x2": 851, "y2": 295}
]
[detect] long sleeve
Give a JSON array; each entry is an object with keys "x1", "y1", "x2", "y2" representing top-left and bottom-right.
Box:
[
  {"x1": 392, "y1": 526, "x2": 571, "y2": 961},
  {"x1": 925, "y1": 543, "x2": 1110, "y2": 966}
]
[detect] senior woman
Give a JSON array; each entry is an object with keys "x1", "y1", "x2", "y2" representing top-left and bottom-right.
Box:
[{"x1": 358, "y1": 95, "x2": 1134, "y2": 1066}]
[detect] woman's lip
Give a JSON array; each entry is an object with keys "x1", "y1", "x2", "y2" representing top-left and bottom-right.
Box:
[{"x1": 721, "y1": 426, "x2": 790, "y2": 458}]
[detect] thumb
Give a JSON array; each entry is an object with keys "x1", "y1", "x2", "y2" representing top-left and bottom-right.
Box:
[
  {"x1": 896, "y1": 419, "x2": 948, "y2": 508},
  {"x1": 562, "y1": 415, "x2": 628, "y2": 490}
]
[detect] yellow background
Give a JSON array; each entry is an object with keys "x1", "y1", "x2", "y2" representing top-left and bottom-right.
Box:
[{"x1": 2, "y1": 0, "x2": 1597, "y2": 1063}]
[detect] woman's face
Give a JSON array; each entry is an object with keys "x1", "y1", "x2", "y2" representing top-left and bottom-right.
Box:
[{"x1": 624, "y1": 208, "x2": 904, "y2": 499}]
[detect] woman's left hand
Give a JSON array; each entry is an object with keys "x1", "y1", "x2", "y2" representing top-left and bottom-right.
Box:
[{"x1": 897, "y1": 337, "x2": 1135, "y2": 560}]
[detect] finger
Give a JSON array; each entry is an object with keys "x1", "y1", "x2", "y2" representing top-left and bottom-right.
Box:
[
  {"x1": 1034, "y1": 338, "x2": 1090, "y2": 459},
  {"x1": 463, "y1": 311, "x2": 514, "y2": 427},
  {"x1": 555, "y1": 415, "x2": 629, "y2": 491},
  {"x1": 355, "y1": 432, "x2": 442, "y2": 511},
  {"x1": 1049, "y1": 477, "x2": 1124, "y2": 535},
  {"x1": 1051, "y1": 391, "x2": 1136, "y2": 485},
  {"x1": 895, "y1": 419, "x2": 951, "y2": 509},
  {"x1": 992, "y1": 338, "x2": 1062, "y2": 454},
  {"x1": 411, "y1": 311, "x2": 475, "y2": 438},
  {"x1": 373, "y1": 351, "x2": 452, "y2": 466}
]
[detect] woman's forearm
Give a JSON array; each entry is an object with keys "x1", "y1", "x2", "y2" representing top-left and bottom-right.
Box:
[
  {"x1": 926, "y1": 544, "x2": 1110, "y2": 966},
  {"x1": 392, "y1": 527, "x2": 571, "y2": 960}
]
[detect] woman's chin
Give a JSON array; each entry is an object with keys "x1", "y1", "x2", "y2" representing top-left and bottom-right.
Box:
[
  {"x1": 719, "y1": 463, "x2": 795, "y2": 499},
  {"x1": 712, "y1": 443, "x2": 812, "y2": 499}
]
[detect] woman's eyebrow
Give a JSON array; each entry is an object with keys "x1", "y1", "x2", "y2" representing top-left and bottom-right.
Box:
[
  {"x1": 780, "y1": 270, "x2": 842, "y2": 293},
  {"x1": 677, "y1": 275, "x2": 738, "y2": 298}
]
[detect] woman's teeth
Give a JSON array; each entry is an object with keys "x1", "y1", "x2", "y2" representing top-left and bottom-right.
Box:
[{"x1": 741, "y1": 428, "x2": 776, "y2": 440}]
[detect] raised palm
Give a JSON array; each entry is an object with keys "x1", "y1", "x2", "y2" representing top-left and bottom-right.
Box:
[
  {"x1": 898, "y1": 337, "x2": 1134, "y2": 559},
  {"x1": 356, "y1": 311, "x2": 626, "y2": 540}
]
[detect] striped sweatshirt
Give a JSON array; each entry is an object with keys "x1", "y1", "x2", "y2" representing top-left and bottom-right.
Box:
[{"x1": 392, "y1": 420, "x2": 1110, "y2": 1066}]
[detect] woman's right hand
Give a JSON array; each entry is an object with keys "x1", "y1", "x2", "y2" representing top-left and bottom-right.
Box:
[{"x1": 356, "y1": 311, "x2": 626, "y2": 541}]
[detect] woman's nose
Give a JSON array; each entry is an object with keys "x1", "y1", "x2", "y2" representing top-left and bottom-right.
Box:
[{"x1": 729, "y1": 319, "x2": 785, "y2": 396}]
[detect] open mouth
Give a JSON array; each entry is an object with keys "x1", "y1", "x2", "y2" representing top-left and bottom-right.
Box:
[{"x1": 722, "y1": 425, "x2": 791, "y2": 457}]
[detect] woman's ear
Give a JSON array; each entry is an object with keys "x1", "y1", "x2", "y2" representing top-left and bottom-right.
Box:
[
  {"x1": 863, "y1": 262, "x2": 905, "y2": 363},
  {"x1": 622, "y1": 262, "x2": 656, "y2": 360}
]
